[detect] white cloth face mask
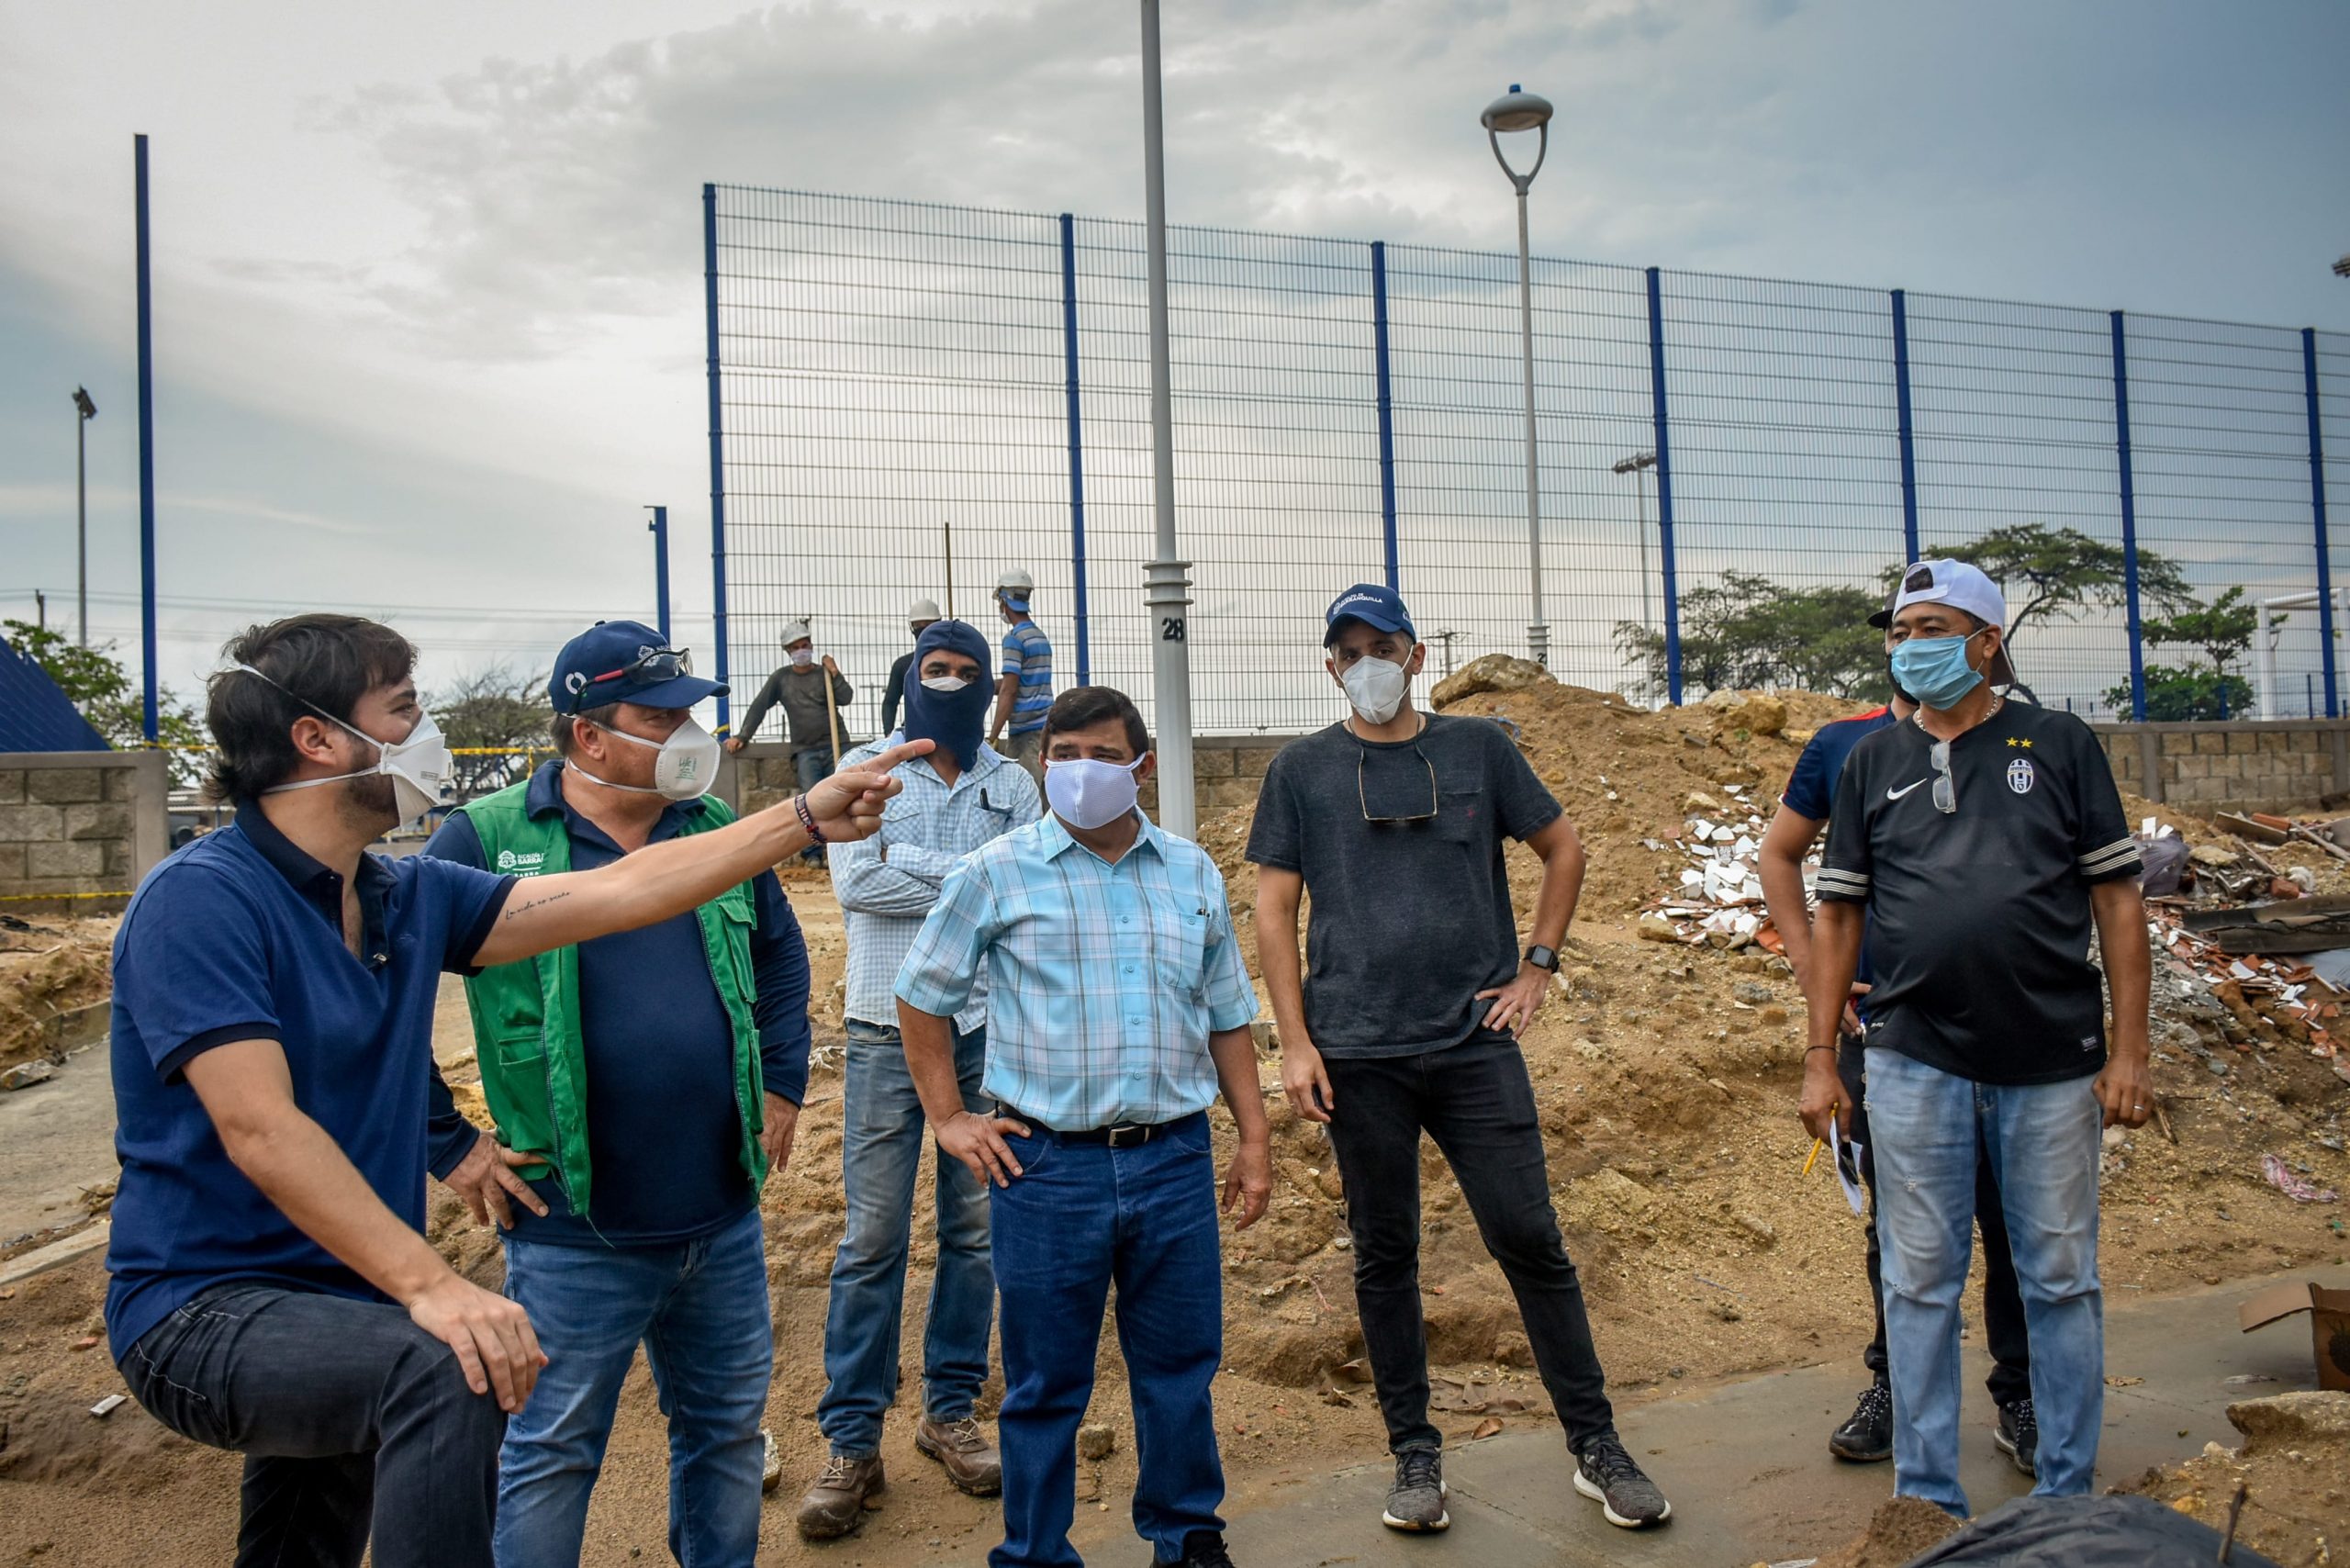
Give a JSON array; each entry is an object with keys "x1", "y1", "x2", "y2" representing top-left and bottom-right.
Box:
[
  {"x1": 920, "y1": 676, "x2": 972, "y2": 693},
  {"x1": 789, "y1": 649, "x2": 814, "y2": 668},
  {"x1": 1341, "y1": 656, "x2": 1410, "y2": 724},
  {"x1": 1044, "y1": 756, "x2": 1146, "y2": 831},
  {"x1": 568, "y1": 716, "x2": 721, "y2": 801},
  {"x1": 240, "y1": 664, "x2": 452, "y2": 823}
]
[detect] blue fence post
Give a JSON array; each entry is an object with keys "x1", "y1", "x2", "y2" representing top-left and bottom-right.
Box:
[
  {"x1": 2305, "y1": 328, "x2": 2338, "y2": 720},
  {"x1": 703, "y1": 185, "x2": 731, "y2": 734},
  {"x1": 647, "y1": 506, "x2": 671, "y2": 642},
  {"x1": 1891, "y1": 288, "x2": 1920, "y2": 565},
  {"x1": 2110, "y1": 310, "x2": 2146, "y2": 722},
  {"x1": 1059, "y1": 214, "x2": 1091, "y2": 686},
  {"x1": 1645, "y1": 266, "x2": 1683, "y2": 705},
  {"x1": 1371, "y1": 241, "x2": 1399, "y2": 590},
  {"x1": 134, "y1": 134, "x2": 158, "y2": 745}
]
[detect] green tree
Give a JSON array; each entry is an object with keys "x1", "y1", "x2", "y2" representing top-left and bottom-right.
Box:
[
  {"x1": 2, "y1": 619, "x2": 207, "y2": 784},
  {"x1": 1888, "y1": 523, "x2": 2193, "y2": 655},
  {"x1": 2105, "y1": 666, "x2": 2254, "y2": 722},
  {"x1": 2143, "y1": 584, "x2": 2260, "y2": 678},
  {"x1": 431, "y1": 665, "x2": 554, "y2": 797},
  {"x1": 1614, "y1": 573, "x2": 1888, "y2": 700}
]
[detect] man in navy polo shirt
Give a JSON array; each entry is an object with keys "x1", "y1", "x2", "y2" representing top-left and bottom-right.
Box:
[
  {"x1": 106, "y1": 613, "x2": 922, "y2": 1568},
  {"x1": 1757, "y1": 597, "x2": 2034, "y2": 1472},
  {"x1": 423, "y1": 621, "x2": 809, "y2": 1568}
]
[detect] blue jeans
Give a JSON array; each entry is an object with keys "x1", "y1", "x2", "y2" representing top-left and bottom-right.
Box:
[
  {"x1": 990, "y1": 1112, "x2": 1225, "y2": 1567},
  {"x1": 1864, "y1": 1047, "x2": 2104, "y2": 1515},
  {"x1": 494, "y1": 1205, "x2": 773, "y2": 1568},
  {"x1": 818, "y1": 1020, "x2": 995, "y2": 1457}
]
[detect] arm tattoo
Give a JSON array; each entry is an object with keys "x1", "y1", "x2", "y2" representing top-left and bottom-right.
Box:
[{"x1": 503, "y1": 890, "x2": 573, "y2": 922}]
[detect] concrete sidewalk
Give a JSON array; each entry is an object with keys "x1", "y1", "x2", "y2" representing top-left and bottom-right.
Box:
[{"x1": 1058, "y1": 1269, "x2": 2345, "y2": 1567}]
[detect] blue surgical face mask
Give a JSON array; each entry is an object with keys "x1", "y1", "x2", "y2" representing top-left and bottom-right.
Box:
[{"x1": 1888, "y1": 629, "x2": 1989, "y2": 711}]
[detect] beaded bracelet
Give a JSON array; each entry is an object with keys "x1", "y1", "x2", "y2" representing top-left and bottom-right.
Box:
[{"x1": 793, "y1": 792, "x2": 827, "y2": 845}]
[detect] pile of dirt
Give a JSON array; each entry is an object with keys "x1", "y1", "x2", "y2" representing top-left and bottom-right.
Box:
[
  {"x1": 1809, "y1": 1494, "x2": 1964, "y2": 1568},
  {"x1": 0, "y1": 915, "x2": 116, "y2": 1072},
  {"x1": 2121, "y1": 1391, "x2": 2350, "y2": 1567}
]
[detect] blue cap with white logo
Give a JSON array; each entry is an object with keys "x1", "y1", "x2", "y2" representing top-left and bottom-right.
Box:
[
  {"x1": 1324, "y1": 583, "x2": 1417, "y2": 647},
  {"x1": 550, "y1": 621, "x2": 727, "y2": 714}
]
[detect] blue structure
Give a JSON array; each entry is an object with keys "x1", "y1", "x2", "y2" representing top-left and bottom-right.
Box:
[{"x1": 0, "y1": 643, "x2": 108, "y2": 753}]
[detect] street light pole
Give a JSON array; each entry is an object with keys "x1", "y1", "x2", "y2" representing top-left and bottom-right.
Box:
[
  {"x1": 1141, "y1": 0, "x2": 1195, "y2": 836},
  {"x1": 73, "y1": 387, "x2": 95, "y2": 647},
  {"x1": 645, "y1": 505, "x2": 670, "y2": 641},
  {"x1": 1612, "y1": 450, "x2": 1658, "y2": 636},
  {"x1": 1483, "y1": 85, "x2": 1554, "y2": 669}
]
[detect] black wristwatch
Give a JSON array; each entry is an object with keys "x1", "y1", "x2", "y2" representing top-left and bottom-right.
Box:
[{"x1": 1524, "y1": 945, "x2": 1559, "y2": 973}]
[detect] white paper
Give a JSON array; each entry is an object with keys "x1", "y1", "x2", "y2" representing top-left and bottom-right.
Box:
[{"x1": 1834, "y1": 1137, "x2": 1868, "y2": 1216}]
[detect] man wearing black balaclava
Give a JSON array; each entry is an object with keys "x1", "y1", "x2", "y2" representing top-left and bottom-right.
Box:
[{"x1": 796, "y1": 621, "x2": 1043, "y2": 1539}]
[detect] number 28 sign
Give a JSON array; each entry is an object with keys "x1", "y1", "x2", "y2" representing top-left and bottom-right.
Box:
[{"x1": 1160, "y1": 616, "x2": 1186, "y2": 643}]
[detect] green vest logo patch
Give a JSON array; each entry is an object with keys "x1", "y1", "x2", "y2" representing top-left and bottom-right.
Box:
[{"x1": 495, "y1": 848, "x2": 548, "y2": 875}]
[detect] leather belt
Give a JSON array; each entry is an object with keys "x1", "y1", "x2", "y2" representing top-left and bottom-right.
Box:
[{"x1": 996, "y1": 1103, "x2": 1173, "y2": 1149}]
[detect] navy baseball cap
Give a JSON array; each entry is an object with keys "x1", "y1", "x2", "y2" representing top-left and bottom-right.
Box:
[
  {"x1": 1324, "y1": 583, "x2": 1417, "y2": 647},
  {"x1": 550, "y1": 621, "x2": 727, "y2": 714}
]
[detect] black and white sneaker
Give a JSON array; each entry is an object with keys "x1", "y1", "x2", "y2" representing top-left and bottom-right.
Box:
[
  {"x1": 1381, "y1": 1445, "x2": 1449, "y2": 1531},
  {"x1": 1994, "y1": 1397, "x2": 2038, "y2": 1478},
  {"x1": 1572, "y1": 1433, "x2": 1672, "y2": 1529},
  {"x1": 1829, "y1": 1380, "x2": 1894, "y2": 1462}
]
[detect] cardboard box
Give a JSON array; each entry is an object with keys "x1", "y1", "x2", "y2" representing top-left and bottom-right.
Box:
[{"x1": 2238, "y1": 1281, "x2": 2350, "y2": 1392}]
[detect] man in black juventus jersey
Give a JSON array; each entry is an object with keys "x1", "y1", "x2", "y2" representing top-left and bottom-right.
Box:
[{"x1": 1796, "y1": 560, "x2": 2150, "y2": 1518}]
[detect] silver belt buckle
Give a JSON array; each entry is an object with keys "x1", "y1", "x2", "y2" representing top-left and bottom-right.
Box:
[{"x1": 1104, "y1": 1123, "x2": 1152, "y2": 1149}]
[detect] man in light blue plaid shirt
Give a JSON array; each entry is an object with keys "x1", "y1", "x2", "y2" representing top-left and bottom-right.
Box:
[
  {"x1": 895, "y1": 686, "x2": 1270, "y2": 1568},
  {"x1": 795, "y1": 622, "x2": 1041, "y2": 1540}
]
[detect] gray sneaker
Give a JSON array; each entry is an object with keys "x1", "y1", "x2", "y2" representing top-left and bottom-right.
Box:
[
  {"x1": 1572, "y1": 1433, "x2": 1671, "y2": 1529},
  {"x1": 1381, "y1": 1445, "x2": 1449, "y2": 1531}
]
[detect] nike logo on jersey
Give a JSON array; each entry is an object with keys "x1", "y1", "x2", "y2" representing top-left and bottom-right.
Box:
[{"x1": 1886, "y1": 779, "x2": 1929, "y2": 801}]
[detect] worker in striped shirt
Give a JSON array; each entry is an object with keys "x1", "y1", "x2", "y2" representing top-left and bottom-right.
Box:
[
  {"x1": 896, "y1": 686, "x2": 1268, "y2": 1568},
  {"x1": 986, "y1": 568, "x2": 1053, "y2": 783}
]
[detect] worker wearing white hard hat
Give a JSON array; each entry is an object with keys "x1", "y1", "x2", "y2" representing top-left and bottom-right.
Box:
[
  {"x1": 986, "y1": 570, "x2": 1051, "y2": 782},
  {"x1": 882, "y1": 599, "x2": 946, "y2": 737},
  {"x1": 728, "y1": 618, "x2": 856, "y2": 865}
]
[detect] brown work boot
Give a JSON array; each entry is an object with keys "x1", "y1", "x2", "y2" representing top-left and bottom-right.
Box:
[
  {"x1": 915, "y1": 1413, "x2": 1003, "y2": 1496},
  {"x1": 796, "y1": 1454, "x2": 886, "y2": 1540}
]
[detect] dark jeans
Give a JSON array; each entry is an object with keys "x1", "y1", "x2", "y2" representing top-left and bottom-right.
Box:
[
  {"x1": 795, "y1": 746, "x2": 837, "y2": 864},
  {"x1": 989, "y1": 1111, "x2": 1225, "y2": 1567},
  {"x1": 1841, "y1": 1039, "x2": 2031, "y2": 1406},
  {"x1": 1323, "y1": 1035, "x2": 1617, "y2": 1454},
  {"x1": 119, "y1": 1282, "x2": 505, "y2": 1568}
]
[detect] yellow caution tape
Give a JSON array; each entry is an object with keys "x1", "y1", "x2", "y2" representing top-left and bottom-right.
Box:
[{"x1": 0, "y1": 890, "x2": 133, "y2": 902}]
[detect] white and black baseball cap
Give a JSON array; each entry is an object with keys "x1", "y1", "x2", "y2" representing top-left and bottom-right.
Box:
[{"x1": 1880, "y1": 559, "x2": 2017, "y2": 686}]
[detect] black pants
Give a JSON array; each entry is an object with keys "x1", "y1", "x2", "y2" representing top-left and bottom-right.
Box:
[
  {"x1": 120, "y1": 1283, "x2": 505, "y2": 1568},
  {"x1": 1323, "y1": 1034, "x2": 1617, "y2": 1454},
  {"x1": 1840, "y1": 1039, "x2": 2031, "y2": 1406}
]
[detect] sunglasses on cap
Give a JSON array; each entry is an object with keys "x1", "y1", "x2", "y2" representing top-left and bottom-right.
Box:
[{"x1": 568, "y1": 646, "x2": 691, "y2": 710}]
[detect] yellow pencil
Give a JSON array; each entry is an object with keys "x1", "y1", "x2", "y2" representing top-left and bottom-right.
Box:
[{"x1": 1802, "y1": 1103, "x2": 1841, "y2": 1176}]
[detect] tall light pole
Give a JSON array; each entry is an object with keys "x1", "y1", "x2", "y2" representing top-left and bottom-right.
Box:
[
  {"x1": 73, "y1": 387, "x2": 95, "y2": 647},
  {"x1": 1612, "y1": 451, "x2": 1657, "y2": 638},
  {"x1": 645, "y1": 505, "x2": 670, "y2": 641},
  {"x1": 1140, "y1": 0, "x2": 1195, "y2": 835},
  {"x1": 1483, "y1": 84, "x2": 1553, "y2": 668}
]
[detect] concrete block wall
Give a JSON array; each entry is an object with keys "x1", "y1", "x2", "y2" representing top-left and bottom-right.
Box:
[
  {"x1": 0, "y1": 751, "x2": 171, "y2": 905},
  {"x1": 2090, "y1": 720, "x2": 2350, "y2": 813}
]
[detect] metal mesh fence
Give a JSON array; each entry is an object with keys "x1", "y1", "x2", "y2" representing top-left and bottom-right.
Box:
[{"x1": 706, "y1": 184, "x2": 2350, "y2": 737}]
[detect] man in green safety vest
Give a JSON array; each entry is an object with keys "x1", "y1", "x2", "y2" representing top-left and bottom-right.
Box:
[{"x1": 425, "y1": 620, "x2": 811, "y2": 1568}]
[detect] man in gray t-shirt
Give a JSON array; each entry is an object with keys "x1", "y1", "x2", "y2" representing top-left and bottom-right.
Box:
[{"x1": 1247, "y1": 584, "x2": 1670, "y2": 1537}]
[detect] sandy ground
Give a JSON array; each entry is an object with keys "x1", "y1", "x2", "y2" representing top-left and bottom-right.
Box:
[{"x1": 4, "y1": 683, "x2": 2349, "y2": 1564}]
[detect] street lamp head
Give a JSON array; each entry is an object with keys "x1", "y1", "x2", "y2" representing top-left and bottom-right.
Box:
[
  {"x1": 73, "y1": 386, "x2": 96, "y2": 420},
  {"x1": 1482, "y1": 84, "x2": 1552, "y2": 191},
  {"x1": 1481, "y1": 84, "x2": 1553, "y2": 135},
  {"x1": 1612, "y1": 452, "x2": 1657, "y2": 475},
  {"x1": 2334, "y1": 252, "x2": 2350, "y2": 278}
]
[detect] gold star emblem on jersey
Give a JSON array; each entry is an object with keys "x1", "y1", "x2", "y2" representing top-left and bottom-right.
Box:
[{"x1": 2005, "y1": 736, "x2": 2032, "y2": 748}]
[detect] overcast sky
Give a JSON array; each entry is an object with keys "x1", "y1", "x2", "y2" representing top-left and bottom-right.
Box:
[{"x1": 4, "y1": 0, "x2": 2346, "y2": 721}]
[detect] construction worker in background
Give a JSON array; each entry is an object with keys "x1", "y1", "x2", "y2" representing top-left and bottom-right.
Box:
[
  {"x1": 881, "y1": 598, "x2": 943, "y2": 737},
  {"x1": 424, "y1": 621, "x2": 813, "y2": 1568},
  {"x1": 797, "y1": 619, "x2": 1042, "y2": 1539},
  {"x1": 728, "y1": 618, "x2": 856, "y2": 865},
  {"x1": 985, "y1": 569, "x2": 1052, "y2": 783}
]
